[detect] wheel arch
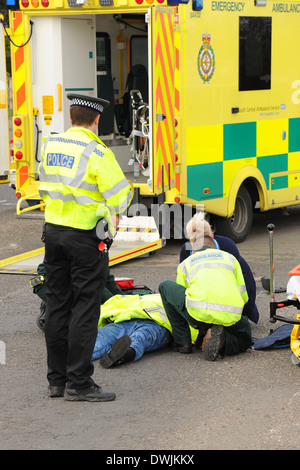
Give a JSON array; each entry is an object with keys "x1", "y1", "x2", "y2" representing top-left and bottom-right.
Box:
[{"x1": 227, "y1": 166, "x2": 268, "y2": 217}]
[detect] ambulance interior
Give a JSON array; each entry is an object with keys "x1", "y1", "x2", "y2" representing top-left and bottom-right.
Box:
[
  {"x1": 95, "y1": 14, "x2": 150, "y2": 184},
  {"x1": 31, "y1": 13, "x2": 150, "y2": 185}
]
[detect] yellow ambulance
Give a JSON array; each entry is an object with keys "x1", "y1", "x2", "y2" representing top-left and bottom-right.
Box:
[{"x1": 1, "y1": 0, "x2": 300, "y2": 242}]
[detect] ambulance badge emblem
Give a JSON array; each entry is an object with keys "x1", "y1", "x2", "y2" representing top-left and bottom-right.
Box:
[{"x1": 198, "y1": 33, "x2": 215, "y2": 83}]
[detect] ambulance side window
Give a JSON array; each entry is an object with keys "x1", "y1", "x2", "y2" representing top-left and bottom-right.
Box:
[
  {"x1": 239, "y1": 16, "x2": 271, "y2": 92},
  {"x1": 96, "y1": 33, "x2": 111, "y2": 70},
  {"x1": 130, "y1": 35, "x2": 148, "y2": 71}
]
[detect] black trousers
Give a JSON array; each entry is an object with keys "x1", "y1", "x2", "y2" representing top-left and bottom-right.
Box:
[
  {"x1": 159, "y1": 280, "x2": 253, "y2": 356},
  {"x1": 44, "y1": 224, "x2": 108, "y2": 390}
]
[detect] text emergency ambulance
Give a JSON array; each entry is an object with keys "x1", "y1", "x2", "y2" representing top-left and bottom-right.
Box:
[{"x1": 1, "y1": 0, "x2": 300, "y2": 243}]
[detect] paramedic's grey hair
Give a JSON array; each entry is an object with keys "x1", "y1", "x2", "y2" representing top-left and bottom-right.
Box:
[{"x1": 186, "y1": 213, "x2": 214, "y2": 251}]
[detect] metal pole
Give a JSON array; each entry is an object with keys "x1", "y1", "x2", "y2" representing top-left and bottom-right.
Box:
[{"x1": 267, "y1": 223, "x2": 275, "y2": 302}]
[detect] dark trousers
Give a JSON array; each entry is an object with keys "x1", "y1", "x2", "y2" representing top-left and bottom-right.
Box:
[
  {"x1": 159, "y1": 280, "x2": 253, "y2": 356},
  {"x1": 44, "y1": 225, "x2": 108, "y2": 390}
]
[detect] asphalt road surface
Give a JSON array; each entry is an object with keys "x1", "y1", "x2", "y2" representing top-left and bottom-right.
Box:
[{"x1": 1, "y1": 182, "x2": 300, "y2": 452}]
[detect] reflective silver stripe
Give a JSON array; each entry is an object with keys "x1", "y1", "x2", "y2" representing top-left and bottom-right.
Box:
[
  {"x1": 106, "y1": 192, "x2": 132, "y2": 214},
  {"x1": 95, "y1": 191, "x2": 131, "y2": 215},
  {"x1": 41, "y1": 174, "x2": 98, "y2": 192},
  {"x1": 186, "y1": 298, "x2": 243, "y2": 316},
  {"x1": 186, "y1": 262, "x2": 235, "y2": 284},
  {"x1": 73, "y1": 141, "x2": 98, "y2": 189},
  {"x1": 228, "y1": 253, "x2": 237, "y2": 267},
  {"x1": 39, "y1": 140, "x2": 99, "y2": 192},
  {"x1": 101, "y1": 178, "x2": 130, "y2": 200},
  {"x1": 143, "y1": 306, "x2": 168, "y2": 323},
  {"x1": 113, "y1": 192, "x2": 132, "y2": 213},
  {"x1": 39, "y1": 190, "x2": 101, "y2": 205},
  {"x1": 43, "y1": 136, "x2": 51, "y2": 153},
  {"x1": 39, "y1": 137, "x2": 51, "y2": 180},
  {"x1": 239, "y1": 285, "x2": 247, "y2": 293},
  {"x1": 180, "y1": 262, "x2": 189, "y2": 279}
]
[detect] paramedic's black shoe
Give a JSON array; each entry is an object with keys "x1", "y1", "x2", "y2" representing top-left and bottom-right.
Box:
[
  {"x1": 48, "y1": 385, "x2": 65, "y2": 397},
  {"x1": 170, "y1": 341, "x2": 192, "y2": 354},
  {"x1": 64, "y1": 384, "x2": 116, "y2": 402},
  {"x1": 100, "y1": 335, "x2": 135, "y2": 369},
  {"x1": 203, "y1": 325, "x2": 225, "y2": 361}
]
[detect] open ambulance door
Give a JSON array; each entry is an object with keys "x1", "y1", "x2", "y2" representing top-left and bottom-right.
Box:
[
  {"x1": 149, "y1": 6, "x2": 176, "y2": 195},
  {"x1": 0, "y1": 15, "x2": 10, "y2": 184}
]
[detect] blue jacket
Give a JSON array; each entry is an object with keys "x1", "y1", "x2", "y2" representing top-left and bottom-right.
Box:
[{"x1": 180, "y1": 235, "x2": 259, "y2": 324}]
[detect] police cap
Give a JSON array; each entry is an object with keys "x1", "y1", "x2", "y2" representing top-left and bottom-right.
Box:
[{"x1": 67, "y1": 93, "x2": 110, "y2": 114}]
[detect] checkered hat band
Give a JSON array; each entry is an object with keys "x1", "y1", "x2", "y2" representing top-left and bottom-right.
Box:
[{"x1": 71, "y1": 98, "x2": 103, "y2": 113}]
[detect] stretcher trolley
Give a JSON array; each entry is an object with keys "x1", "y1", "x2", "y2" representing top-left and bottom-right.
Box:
[{"x1": 267, "y1": 224, "x2": 300, "y2": 365}]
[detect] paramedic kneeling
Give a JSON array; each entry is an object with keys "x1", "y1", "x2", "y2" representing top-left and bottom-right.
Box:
[
  {"x1": 38, "y1": 94, "x2": 132, "y2": 401},
  {"x1": 159, "y1": 214, "x2": 253, "y2": 361}
]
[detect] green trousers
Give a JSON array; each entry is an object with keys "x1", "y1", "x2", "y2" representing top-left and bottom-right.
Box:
[{"x1": 159, "y1": 280, "x2": 253, "y2": 356}]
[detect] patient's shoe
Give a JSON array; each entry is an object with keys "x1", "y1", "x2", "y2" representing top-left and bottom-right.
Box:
[{"x1": 100, "y1": 335, "x2": 136, "y2": 368}]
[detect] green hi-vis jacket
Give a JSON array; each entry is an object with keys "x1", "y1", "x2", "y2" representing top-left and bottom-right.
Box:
[
  {"x1": 98, "y1": 293, "x2": 199, "y2": 344},
  {"x1": 38, "y1": 127, "x2": 132, "y2": 230},
  {"x1": 177, "y1": 248, "x2": 249, "y2": 327}
]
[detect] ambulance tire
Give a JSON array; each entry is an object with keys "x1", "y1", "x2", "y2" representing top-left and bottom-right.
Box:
[{"x1": 213, "y1": 186, "x2": 253, "y2": 244}]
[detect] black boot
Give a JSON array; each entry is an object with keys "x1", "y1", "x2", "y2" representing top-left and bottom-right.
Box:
[
  {"x1": 65, "y1": 384, "x2": 116, "y2": 402},
  {"x1": 203, "y1": 325, "x2": 225, "y2": 361},
  {"x1": 100, "y1": 335, "x2": 136, "y2": 368}
]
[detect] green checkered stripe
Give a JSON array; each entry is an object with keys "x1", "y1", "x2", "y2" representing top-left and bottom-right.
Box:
[{"x1": 187, "y1": 117, "x2": 300, "y2": 201}]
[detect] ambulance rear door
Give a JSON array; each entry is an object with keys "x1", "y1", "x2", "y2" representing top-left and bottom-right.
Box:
[
  {"x1": 0, "y1": 15, "x2": 10, "y2": 183},
  {"x1": 149, "y1": 5, "x2": 176, "y2": 195}
]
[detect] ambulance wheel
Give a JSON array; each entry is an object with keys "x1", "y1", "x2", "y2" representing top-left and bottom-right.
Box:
[
  {"x1": 213, "y1": 186, "x2": 253, "y2": 243},
  {"x1": 291, "y1": 353, "x2": 300, "y2": 366}
]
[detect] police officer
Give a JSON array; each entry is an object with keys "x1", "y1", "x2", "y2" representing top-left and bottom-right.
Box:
[{"x1": 38, "y1": 93, "x2": 132, "y2": 401}]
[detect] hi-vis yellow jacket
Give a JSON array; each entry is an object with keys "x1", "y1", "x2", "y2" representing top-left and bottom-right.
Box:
[
  {"x1": 98, "y1": 293, "x2": 199, "y2": 343},
  {"x1": 38, "y1": 127, "x2": 132, "y2": 230},
  {"x1": 177, "y1": 248, "x2": 249, "y2": 327}
]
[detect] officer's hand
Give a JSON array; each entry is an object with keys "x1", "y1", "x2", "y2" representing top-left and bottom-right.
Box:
[{"x1": 111, "y1": 214, "x2": 120, "y2": 230}]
